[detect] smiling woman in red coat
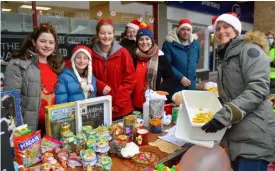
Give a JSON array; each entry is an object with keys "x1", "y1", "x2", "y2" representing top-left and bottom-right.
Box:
[{"x1": 91, "y1": 19, "x2": 136, "y2": 120}]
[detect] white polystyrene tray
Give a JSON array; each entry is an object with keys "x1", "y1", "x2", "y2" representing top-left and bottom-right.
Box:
[
  {"x1": 182, "y1": 90, "x2": 222, "y2": 127},
  {"x1": 176, "y1": 90, "x2": 227, "y2": 142},
  {"x1": 175, "y1": 105, "x2": 214, "y2": 148}
]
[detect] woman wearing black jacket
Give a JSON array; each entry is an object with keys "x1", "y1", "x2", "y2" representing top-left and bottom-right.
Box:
[{"x1": 131, "y1": 23, "x2": 174, "y2": 110}]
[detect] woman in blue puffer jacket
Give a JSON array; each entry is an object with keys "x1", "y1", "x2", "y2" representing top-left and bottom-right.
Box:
[{"x1": 55, "y1": 45, "x2": 97, "y2": 104}]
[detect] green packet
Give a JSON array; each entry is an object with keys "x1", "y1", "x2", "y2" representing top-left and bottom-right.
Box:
[{"x1": 13, "y1": 124, "x2": 32, "y2": 136}]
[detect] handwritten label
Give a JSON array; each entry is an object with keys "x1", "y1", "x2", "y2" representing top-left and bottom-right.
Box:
[{"x1": 81, "y1": 103, "x2": 104, "y2": 128}]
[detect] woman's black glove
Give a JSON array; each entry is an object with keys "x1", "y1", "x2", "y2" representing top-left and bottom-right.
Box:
[
  {"x1": 270, "y1": 61, "x2": 275, "y2": 67},
  {"x1": 201, "y1": 118, "x2": 225, "y2": 133}
]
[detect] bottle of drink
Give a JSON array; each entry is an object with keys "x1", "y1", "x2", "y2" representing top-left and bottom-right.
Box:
[{"x1": 143, "y1": 96, "x2": 150, "y2": 127}]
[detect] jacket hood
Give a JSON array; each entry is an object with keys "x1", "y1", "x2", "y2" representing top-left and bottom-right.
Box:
[
  {"x1": 93, "y1": 41, "x2": 122, "y2": 58},
  {"x1": 165, "y1": 28, "x2": 198, "y2": 43},
  {"x1": 244, "y1": 31, "x2": 270, "y2": 54}
]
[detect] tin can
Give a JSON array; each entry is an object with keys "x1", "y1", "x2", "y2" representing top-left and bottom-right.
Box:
[{"x1": 123, "y1": 115, "x2": 137, "y2": 141}]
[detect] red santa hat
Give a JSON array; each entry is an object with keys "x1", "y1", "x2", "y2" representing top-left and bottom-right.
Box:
[
  {"x1": 177, "y1": 19, "x2": 193, "y2": 34},
  {"x1": 71, "y1": 45, "x2": 94, "y2": 98},
  {"x1": 127, "y1": 19, "x2": 140, "y2": 30},
  {"x1": 176, "y1": 18, "x2": 198, "y2": 42},
  {"x1": 208, "y1": 15, "x2": 219, "y2": 32},
  {"x1": 214, "y1": 12, "x2": 242, "y2": 35}
]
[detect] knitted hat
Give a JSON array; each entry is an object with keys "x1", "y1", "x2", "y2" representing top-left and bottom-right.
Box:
[
  {"x1": 177, "y1": 19, "x2": 192, "y2": 34},
  {"x1": 127, "y1": 19, "x2": 140, "y2": 30},
  {"x1": 136, "y1": 23, "x2": 154, "y2": 42},
  {"x1": 214, "y1": 13, "x2": 242, "y2": 35},
  {"x1": 71, "y1": 45, "x2": 94, "y2": 98}
]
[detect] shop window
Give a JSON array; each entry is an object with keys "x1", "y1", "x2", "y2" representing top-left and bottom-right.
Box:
[
  {"x1": 1, "y1": 1, "x2": 33, "y2": 62},
  {"x1": 1, "y1": 1, "x2": 155, "y2": 62},
  {"x1": 1, "y1": 1, "x2": 33, "y2": 33},
  {"x1": 35, "y1": 1, "x2": 154, "y2": 59},
  {"x1": 193, "y1": 25, "x2": 207, "y2": 71}
]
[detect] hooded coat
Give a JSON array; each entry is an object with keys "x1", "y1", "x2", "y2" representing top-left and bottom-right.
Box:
[
  {"x1": 214, "y1": 31, "x2": 275, "y2": 162},
  {"x1": 55, "y1": 68, "x2": 97, "y2": 104},
  {"x1": 162, "y1": 28, "x2": 200, "y2": 96},
  {"x1": 92, "y1": 41, "x2": 136, "y2": 119}
]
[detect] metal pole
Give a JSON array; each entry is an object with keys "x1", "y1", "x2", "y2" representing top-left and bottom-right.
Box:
[{"x1": 32, "y1": 1, "x2": 37, "y2": 27}]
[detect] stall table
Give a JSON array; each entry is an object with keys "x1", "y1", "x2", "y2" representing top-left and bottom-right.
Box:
[{"x1": 63, "y1": 125, "x2": 192, "y2": 171}]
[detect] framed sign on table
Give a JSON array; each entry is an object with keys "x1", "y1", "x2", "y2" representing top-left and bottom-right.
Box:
[
  {"x1": 75, "y1": 95, "x2": 112, "y2": 133},
  {"x1": 1, "y1": 90, "x2": 23, "y2": 127}
]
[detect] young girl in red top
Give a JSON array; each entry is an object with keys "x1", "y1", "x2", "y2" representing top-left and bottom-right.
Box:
[
  {"x1": 91, "y1": 19, "x2": 136, "y2": 120},
  {"x1": 4, "y1": 23, "x2": 64, "y2": 133}
]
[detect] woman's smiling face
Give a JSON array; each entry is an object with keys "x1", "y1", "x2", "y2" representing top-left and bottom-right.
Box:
[
  {"x1": 138, "y1": 35, "x2": 153, "y2": 52},
  {"x1": 215, "y1": 21, "x2": 237, "y2": 45},
  {"x1": 98, "y1": 24, "x2": 114, "y2": 46}
]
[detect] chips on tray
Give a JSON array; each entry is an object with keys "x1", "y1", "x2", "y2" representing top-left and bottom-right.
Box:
[{"x1": 192, "y1": 111, "x2": 213, "y2": 124}]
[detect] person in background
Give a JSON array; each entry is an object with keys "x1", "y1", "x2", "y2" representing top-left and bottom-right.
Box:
[
  {"x1": 162, "y1": 18, "x2": 200, "y2": 99},
  {"x1": 91, "y1": 19, "x2": 136, "y2": 120},
  {"x1": 120, "y1": 19, "x2": 141, "y2": 54},
  {"x1": 131, "y1": 23, "x2": 174, "y2": 110},
  {"x1": 267, "y1": 31, "x2": 275, "y2": 93},
  {"x1": 201, "y1": 13, "x2": 275, "y2": 171},
  {"x1": 55, "y1": 45, "x2": 97, "y2": 104},
  {"x1": 4, "y1": 23, "x2": 64, "y2": 132}
]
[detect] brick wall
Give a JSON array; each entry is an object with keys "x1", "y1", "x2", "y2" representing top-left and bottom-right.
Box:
[{"x1": 254, "y1": 1, "x2": 275, "y2": 33}]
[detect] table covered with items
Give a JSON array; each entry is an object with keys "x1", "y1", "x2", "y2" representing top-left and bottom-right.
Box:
[
  {"x1": 6, "y1": 121, "x2": 190, "y2": 171},
  {"x1": 2, "y1": 84, "x2": 274, "y2": 171},
  {"x1": 1, "y1": 89, "x2": 193, "y2": 171}
]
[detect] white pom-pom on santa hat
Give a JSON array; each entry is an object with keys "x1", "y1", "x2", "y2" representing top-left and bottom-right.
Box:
[
  {"x1": 214, "y1": 13, "x2": 242, "y2": 35},
  {"x1": 127, "y1": 19, "x2": 141, "y2": 30},
  {"x1": 71, "y1": 45, "x2": 94, "y2": 98}
]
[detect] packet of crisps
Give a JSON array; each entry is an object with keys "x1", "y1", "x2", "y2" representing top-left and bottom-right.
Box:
[{"x1": 14, "y1": 130, "x2": 42, "y2": 168}]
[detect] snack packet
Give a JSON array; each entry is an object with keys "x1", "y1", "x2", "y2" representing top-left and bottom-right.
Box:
[
  {"x1": 55, "y1": 148, "x2": 69, "y2": 168},
  {"x1": 14, "y1": 131, "x2": 42, "y2": 168},
  {"x1": 68, "y1": 152, "x2": 82, "y2": 168},
  {"x1": 41, "y1": 153, "x2": 64, "y2": 171},
  {"x1": 41, "y1": 136, "x2": 61, "y2": 154}
]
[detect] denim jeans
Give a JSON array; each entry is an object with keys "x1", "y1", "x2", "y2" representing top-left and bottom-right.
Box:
[{"x1": 232, "y1": 157, "x2": 269, "y2": 171}]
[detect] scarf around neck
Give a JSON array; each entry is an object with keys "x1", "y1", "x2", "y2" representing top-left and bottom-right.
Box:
[{"x1": 135, "y1": 43, "x2": 159, "y2": 90}]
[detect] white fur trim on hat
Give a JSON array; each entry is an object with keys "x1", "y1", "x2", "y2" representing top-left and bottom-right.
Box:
[
  {"x1": 127, "y1": 23, "x2": 139, "y2": 30},
  {"x1": 177, "y1": 23, "x2": 193, "y2": 34},
  {"x1": 71, "y1": 48, "x2": 94, "y2": 98},
  {"x1": 214, "y1": 14, "x2": 242, "y2": 35}
]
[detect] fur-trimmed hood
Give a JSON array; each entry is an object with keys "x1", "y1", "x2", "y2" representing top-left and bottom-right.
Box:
[
  {"x1": 244, "y1": 31, "x2": 270, "y2": 54},
  {"x1": 165, "y1": 28, "x2": 198, "y2": 44}
]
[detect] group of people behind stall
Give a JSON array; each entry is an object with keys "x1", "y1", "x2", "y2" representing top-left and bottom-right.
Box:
[
  {"x1": 3, "y1": 18, "x2": 201, "y2": 133},
  {"x1": 3, "y1": 12, "x2": 275, "y2": 171}
]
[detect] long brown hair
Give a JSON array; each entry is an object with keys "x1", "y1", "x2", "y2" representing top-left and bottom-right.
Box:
[{"x1": 13, "y1": 23, "x2": 64, "y2": 74}]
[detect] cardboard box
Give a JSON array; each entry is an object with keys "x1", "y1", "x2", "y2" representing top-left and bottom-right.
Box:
[{"x1": 45, "y1": 102, "x2": 76, "y2": 140}]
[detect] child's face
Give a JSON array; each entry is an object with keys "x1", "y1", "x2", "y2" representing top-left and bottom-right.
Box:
[
  {"x1": 74, "y1": 52, "x2": 89, "y2": 70},
  {"x1": 33, "y1": 32, "x2": 55, "y2": 58}
]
